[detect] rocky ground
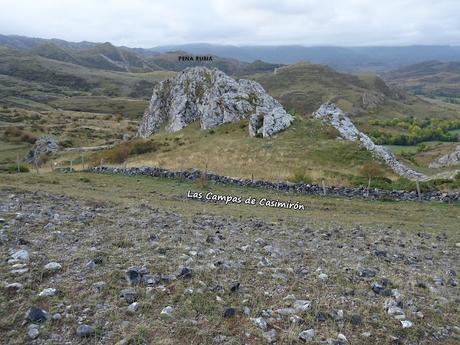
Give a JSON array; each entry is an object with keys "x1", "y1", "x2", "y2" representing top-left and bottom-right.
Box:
[{"x1": 1, "y1": 187, "x2": 459, "y2": 344}]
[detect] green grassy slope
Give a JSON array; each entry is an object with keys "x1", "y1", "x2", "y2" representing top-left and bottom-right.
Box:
[{"x1": 384, "y1": 60, "x2": 460, "y2": 100}]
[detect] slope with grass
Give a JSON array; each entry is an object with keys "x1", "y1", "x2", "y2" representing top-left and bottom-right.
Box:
[{"x1": 384, "y1": 60, "x2": 460, "y2": 100}]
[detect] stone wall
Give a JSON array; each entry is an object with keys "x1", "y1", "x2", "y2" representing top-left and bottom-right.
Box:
[{"x1": 88, "y1": 166, "x2": 460, "y2": 203}]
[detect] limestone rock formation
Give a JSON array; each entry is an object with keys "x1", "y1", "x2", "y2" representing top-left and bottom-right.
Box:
[
  {"x1": 25, "y1": 135, "x2": 58, "y2": 163},
  {"x1": 314, "y1": 103, "x2": 427, "y2": 181},
  {"x1": 137, "y1": 67, "x2": 293, "y2": 138},
  {"x1": 429, "y1": 145, "x2": 460, "y2": 168}
]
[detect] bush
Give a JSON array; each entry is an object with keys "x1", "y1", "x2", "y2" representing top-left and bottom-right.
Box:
[
  {"x1": 3, "y1": 127, "x2": 37, "y2": 144},
  {"x1": 130, "y1": 140, "x2": 158, "y2": 155},
  {"x1": 288, "y1": 168, "x2": 314, "y2": 184},
  {"x1": 1, "y1": 164, "x2": 30, "y2": 173}
]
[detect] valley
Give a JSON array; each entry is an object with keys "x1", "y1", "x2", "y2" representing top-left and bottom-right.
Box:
[{"x1": 0, "y1": 25, "x2": 459, "y2": 345}]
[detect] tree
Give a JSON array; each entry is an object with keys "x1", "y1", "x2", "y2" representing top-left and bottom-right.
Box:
[{"x1": 360, "y1": 161, "x2": 385, "y2": 194}]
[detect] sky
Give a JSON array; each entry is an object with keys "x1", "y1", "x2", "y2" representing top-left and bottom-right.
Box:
[{"x1": 1, "y1": 0, "x2": 459, "y2": 47}]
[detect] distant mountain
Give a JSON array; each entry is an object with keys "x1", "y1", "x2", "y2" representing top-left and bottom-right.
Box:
[
  {"x1": 0, "y1": 35, "x2": 281, "y2": 75},
  {"x1": 384, "y1": 60, "x2": 460, "y2": 99},
  {"x1": 0, "y1": 34, "x2": 98, "y2": 50},
  {"x1": 3, "y1": 34, "x2": 460, "y2": 72},
  {"x1": 148, "y1": 44, "x2": 460, "y2": 72},
  {"x1": 144, "y1": 50, "x2": 281, "y2": 76}
]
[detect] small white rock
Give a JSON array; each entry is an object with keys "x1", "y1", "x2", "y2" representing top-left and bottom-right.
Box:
[
  {"x1": 401, "y1": 320, "x2": 414, "y2": 328},
  {"x1": 27, "y1": 324, "x2": 40, "y2": 339},
  {"x1": 6, "y1": 282, "x2": 23, "y2": 292},
  {"x1": 318, "y1": 273, "x2": 328, "y2": 281},
  {"x1": 250, "y1": 317, "x2": 268, "y2": 331},
  {"x1": 11, "y1": 249, "x2": 29, "y2": 261},
  {"x1": 161, "y1": 306, "x2": 173, "y2": 316},
  {"x1": 338, "y1": 333, "x2": 348, "y2": 342},
  {"x1": 127, "y1": 302, "x2": 139, "y2": 313},
  {"x1": 44, "y1": 262, "x2": 62, "y2": 272},
  {"x1": 294, "y1": 300, "x2": 312, "y2": 313},
  {"x1": 298, "y1": 329, "x2": 315, "y2": 342},
  {"x1": 39, "y1": 288, "x2": 57, "y2": 297}
]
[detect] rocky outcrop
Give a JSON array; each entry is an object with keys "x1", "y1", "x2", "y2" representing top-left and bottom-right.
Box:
[
  {"x1": 137, "y1": 67, "x2": 293, "y2": 138},
  {"x1": 25, "y1": 135, "x2": 58, "y2": 163},
  {"x1": 429, "y1": 145, "x2": 460, "y2": 168},
  {"x1": 313, "y1": 103, "x2": 427, "y2": 181}
]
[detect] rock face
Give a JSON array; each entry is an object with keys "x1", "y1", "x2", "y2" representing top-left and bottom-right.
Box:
[
  {"x1": 137, "y1": 67, "x2": 293, "y2": 138},
  {"x1": 25, "y1": 135, "x2": 58, "y2": 163},
  {"x1": 313, "y1": 103, "x2": 427, "y2": 181},
  {"x1": 429, "y1": 145, "x2": 460, "y2": 168}
]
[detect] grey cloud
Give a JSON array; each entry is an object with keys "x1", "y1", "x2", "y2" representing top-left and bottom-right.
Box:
[{"x1": 0, "y1": 0, "x2": 459, "y2": 47}]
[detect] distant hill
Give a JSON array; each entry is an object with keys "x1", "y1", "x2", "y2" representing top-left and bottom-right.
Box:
[
  {"x1": 384, "y1": 60, "x2": 460, "y2": 100},
  {"x1": 250, "y1": 62, "x2": 403, "y2": 114},
  {"x1": 145, "y1": 51, "x2": 281, "y2": 76},
  {"x1": 2, "y1": 35, "x2": 460, "y2": 72},
  {"x1": 149, "y1": 44, "x2": 460, "y2": 72}
]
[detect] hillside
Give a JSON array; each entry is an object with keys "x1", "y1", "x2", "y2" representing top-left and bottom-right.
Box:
[
  {"x1": 1, "y1": 43, "x2": 459, "y2": 187},
  {"x1": 384, "y1": 60, "x2": 460, "y2": 100}
]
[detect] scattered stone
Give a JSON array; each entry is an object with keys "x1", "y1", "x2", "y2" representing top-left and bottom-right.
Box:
[
  {"x1": 230, "y1": 282, "x2": 240, "y2": 292},
  {"x1": 76, "y1": 324, "x2": 94, "y2": 337},
  {"x1": 11, "y1": 249, "x2": 29, "y2": 261},
  {"x1": 5, "y1": 282, "x2": 23, "y2": 292},
  {"x1": 93, "y1": 281, "x2": 107, "y2": 293},
  {"x1": 27, "y1": 324, "x2": 40, "y2": 339},
  {"x1": 44, "y1": 262, "x2": 62, "y2": 272},
  {"x1": 388, "y1": 306, "x2": 404, "y2": 316},
  {"x1": 126, "y1": 267, "x2": 144, "y2": 285},
  {"x1": 315, "y1": 312, "x2": 328, "y2": 322},
  {"x1": 332, "y1": 309, "x2": 344, "y2": 321},
  {"x1": 318, "y1": 273, "x2": 328, "y2": 281},
  {"x1": 127, "y1": 302, "x2": 140, "y2": 313},
  {"x1": 143, "y1": 274, "x2": 161, "y2": 286},
  {"x1": 86, "y1": 257, "x2": 103, "y2": 270},
  {"x1": 43, "y1": 223, "x2": 55, "y2": 231},
  {"x1": 213, "y1": 335, "x2": 227, "y2": 343},
  {"x1": 401, "y1": 320, "x2": 414, "y2": 328},
  {"x1": 299, "y1": 329, "x2": 315, "y2": 342},
  {"x1": 11, "y1": 268, "x2": 29, "y2": 275},
  {"x1": 223, "y1": 307, "x2": 236, "y2": 318},
  {"x1": 371, "y1": 282, "x2": 384, "y2": 294},
  {"x1": 120, "y1": 288, "x2": 138, "y2": 304},
  {"x1": 38, "y1": 288, "x2": 57, "y2": 297},
  {"x1": 251, "y1": 317, "x2": 268, "y2": 331},
  {"x1": 26, "y1": 307, "x2": 48, "y2": 323},
  {"x1": 161, "y1": 306, "x2": 173, "y2": 316},
  {"x1": 262, "y1": 329, "x2": 278, "y2": 343},
  {"x1": 294, "y1": 300, "x2": 312, "y2": 313},
  {"x1": 177, "y1": 267, "x2": 192, "y2": 279},
  {"x1": 290, "y1": 315, "x2": 305, "y2": 325},
  {"x1": 358, "y1": 267, "x2": 376, "y2": 278},
  {"x1": 258, "y1": 257, "x2": 272, "y2": 267}
]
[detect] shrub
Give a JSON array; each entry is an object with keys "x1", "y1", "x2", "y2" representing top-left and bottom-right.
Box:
[
  {"x1": 4, "y1": 127, "x2": 37, "y2": 144},
  {"x1": 1, "y1": 164, "x2": 30, "y2": 173},
  {"x1": 129, "y1": 140, "x2": 158, "y2": 155},
  {"x1": 288, "y1": 168, "x2": 314, "y2": 184},
  {"x1": 196, "y1": 173, "x2": 209, "y2": 188}
]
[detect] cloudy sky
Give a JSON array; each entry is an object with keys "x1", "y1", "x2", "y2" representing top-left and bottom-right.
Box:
[{"x1": 1, "y1": 0, "x2": 459, "y2": 47}]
